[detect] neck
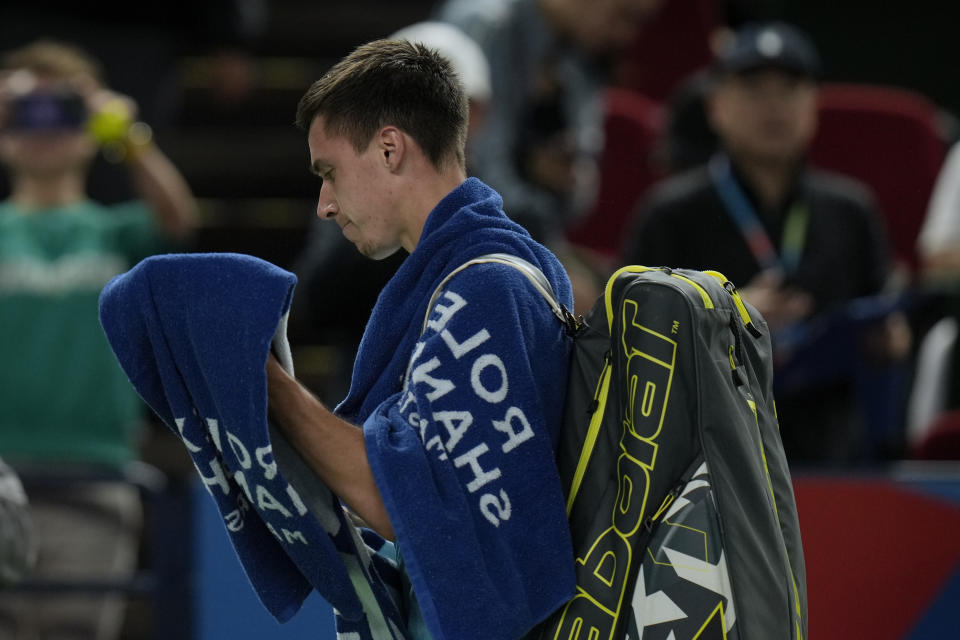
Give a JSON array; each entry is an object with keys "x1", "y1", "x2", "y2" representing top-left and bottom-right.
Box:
[
  {"x1": 403, "y1": 165, "x2": 468, "y2": 253},
  {"x1": 10, "y1": 171, "x2": 87, "y2": 211},
  {"x1": 729, "y1": 154, "x2": 797, "y2": 212}
]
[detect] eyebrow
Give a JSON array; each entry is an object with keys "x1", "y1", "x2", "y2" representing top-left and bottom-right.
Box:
[{"x1": 310, "y1": 160, "x2": 330, "y2": 176}]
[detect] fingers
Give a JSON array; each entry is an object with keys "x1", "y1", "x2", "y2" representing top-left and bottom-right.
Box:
[
  {"x1": 744, "y1": 268, "x2": 784, "y2": 292},
  {"x1": 740, "y1": 270, "x2": 812, "y2": 331},
  {"x1": 87, "y1": 88, "x2": 139, "y2": 122}
]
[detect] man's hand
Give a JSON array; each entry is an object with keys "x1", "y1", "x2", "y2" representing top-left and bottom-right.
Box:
[
  {"x1": 738, "y1": 269, "x2": 813, "y2": 332},
  {"x1": 82, "y1": 82, "x2": 139, "y2": 128},
  {"x1": 861, "y1": 312, "x2": 913, "y2": 364}
]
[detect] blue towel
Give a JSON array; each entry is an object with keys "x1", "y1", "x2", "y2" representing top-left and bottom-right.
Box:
[
  {"x1": 339, "y1": 178, "x2": 577, "y2": 639},
  {"x1": 98, "y1": 253, "x2": 407, "y2": 637}
]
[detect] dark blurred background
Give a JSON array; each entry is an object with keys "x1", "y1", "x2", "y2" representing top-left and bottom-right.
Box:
[{"x1": 1, "y1": 1, "x2": 959, "y2": 639}]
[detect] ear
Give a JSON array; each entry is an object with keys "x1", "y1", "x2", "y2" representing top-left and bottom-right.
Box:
[{"x1": 376, "y1": 126, "x2": 406, "y2": 172}]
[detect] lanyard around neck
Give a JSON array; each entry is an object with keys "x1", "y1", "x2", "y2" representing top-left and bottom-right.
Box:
[{"x1": 708, "y1": 154, "x2": 809, "y2": 277}]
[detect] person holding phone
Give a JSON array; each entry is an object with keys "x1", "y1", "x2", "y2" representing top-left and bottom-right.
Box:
[{"x1": 0, "y1": 39, "x2": 196, "y2": 640}]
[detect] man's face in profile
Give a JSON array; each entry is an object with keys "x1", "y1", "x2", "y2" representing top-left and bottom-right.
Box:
[{"x1": 307, "y1": 116, "x2": 404, "y2": 260}]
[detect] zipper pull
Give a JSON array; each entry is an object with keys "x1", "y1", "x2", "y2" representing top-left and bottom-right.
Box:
[
  {"x1": 643, "y1": 480, "x2": 687, "y2": 533},
  {"x1": 705, "y1": 270, "x2": 764, "y2": 338}
]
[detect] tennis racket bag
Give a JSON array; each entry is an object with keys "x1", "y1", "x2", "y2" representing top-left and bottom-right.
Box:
[{"x1": 537, "y1": 265, "x2": 807, "y2": 640}]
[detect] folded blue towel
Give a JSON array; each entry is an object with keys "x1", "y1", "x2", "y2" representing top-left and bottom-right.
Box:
[
  {"x1": 339, "y1": 178, "x2": 577, "y2": 639},
  {"x1": 98, "y1": 253, "x2": 407, "y2": 636}
]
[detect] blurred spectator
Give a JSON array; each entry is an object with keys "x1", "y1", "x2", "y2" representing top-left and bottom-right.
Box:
[
  {"x1": 907, "y1": 314, "x2": 959, "y2": 453},
  {"x1": 908, "y1": 140, "x2": 960, "y2": 446},
  {"x1": 565, "y1": 0, "x2": 782, "y2": 268},
  {"x1": 0, "y1": 40, "x2": 196, "y2": 639},
  {"x1": 562, "y1": 0, "x2": 786, "y2": 265},
  {"x1": 622, "y1": 22, "x2": 909, "y2": 464},
  {"x1": 435, "y1": 0, "x2": 663, "y2": 244},
  {"x1": 641, "y1": 1, "x2": 788, "y2": 173},
  {"x1": 919, "y1": 141, "x2": 960, "y2": 281}
]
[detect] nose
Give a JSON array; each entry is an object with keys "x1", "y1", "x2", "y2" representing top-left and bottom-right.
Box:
[{"x1": 316, "y1": 182, "x2": 339, "y2": 220}]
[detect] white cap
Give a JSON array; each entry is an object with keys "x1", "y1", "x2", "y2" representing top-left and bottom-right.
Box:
[{"x1": 390, "y1": 21, "x2": 492, "y2": 103}]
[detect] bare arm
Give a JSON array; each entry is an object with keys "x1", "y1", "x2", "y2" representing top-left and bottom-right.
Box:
[
  {"x1": 125, "y1": 142, "x2": 198, "y2": 240},
  {"x1": 86, "y1": 87, "x2": 198, "y2": 240},
  {"x1": 265, "y1": 354, "x2": 395, "y2": 540}
]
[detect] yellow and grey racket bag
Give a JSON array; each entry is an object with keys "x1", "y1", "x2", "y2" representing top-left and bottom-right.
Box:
[{"x1": 537, "y1": 265, "x2": 807, "y2": 640}]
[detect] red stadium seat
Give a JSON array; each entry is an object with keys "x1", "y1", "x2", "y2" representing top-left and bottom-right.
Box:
[
  {"x1": 809, "y1": 83, "x2": 949, "y2": 275},
  {"x1": 911, "y1": 409, "x2": 960, "y2": 460}
]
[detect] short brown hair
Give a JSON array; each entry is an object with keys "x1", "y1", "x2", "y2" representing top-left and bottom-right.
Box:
[
  {"x1": 295, "y1": 39, "x2": 468, "y2": 171},
  {"x1": 2, "y1": 39, "x2": 103, "y2": 84}
]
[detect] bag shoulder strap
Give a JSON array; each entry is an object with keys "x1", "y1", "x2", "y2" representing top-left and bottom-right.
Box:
[{"x1": 421, "y1": 253, "x2": 580, "y2": 335}]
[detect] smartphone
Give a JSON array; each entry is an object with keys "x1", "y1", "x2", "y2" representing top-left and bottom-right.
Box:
[{"x1": 5, "y1": 90, "x2": 87, "y2": 132}]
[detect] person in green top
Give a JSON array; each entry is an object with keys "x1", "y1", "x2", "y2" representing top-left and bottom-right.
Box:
[{"x1": 0, "y1": 40, "x2": 197, "y2": 639}]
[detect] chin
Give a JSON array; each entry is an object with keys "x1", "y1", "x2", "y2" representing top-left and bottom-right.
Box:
[
  {"x1": 363, "y1": 243, "x2": 403, "y2": 261},
  {"x1": 743, "y1": 144, "x2": 804, "y2": 166}
]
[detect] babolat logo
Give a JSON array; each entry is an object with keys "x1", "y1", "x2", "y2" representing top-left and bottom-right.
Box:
[{"x1": 551, "y1": 298, "x2": 676, "y2": 639}]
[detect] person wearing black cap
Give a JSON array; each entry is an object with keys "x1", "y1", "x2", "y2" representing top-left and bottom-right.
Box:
[{"x1": 622, "y1": 22, "x2": 905, "y2": 464}]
